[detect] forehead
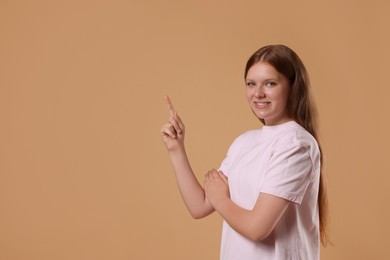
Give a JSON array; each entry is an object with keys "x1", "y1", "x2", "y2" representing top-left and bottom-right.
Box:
[{"x1": 246, "y1": 62, "x2": 282, "y2": 80}]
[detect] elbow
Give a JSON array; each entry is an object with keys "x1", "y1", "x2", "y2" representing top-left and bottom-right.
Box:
[
  {"x1": 191, "y1": 213, "x2": 205, "y2": 220},
  {"x1": 249, "y1": 233, "x2": 269, "y2": 242},
  {"x1": 246, "y1": 228, "x2": 273, "y2": 242},
  {"x1": 189, "y1": 208, "x2": 214, "y2": 220},
  {"x1": 189, "y1": 210, "x2": 203, "y2": 219}
]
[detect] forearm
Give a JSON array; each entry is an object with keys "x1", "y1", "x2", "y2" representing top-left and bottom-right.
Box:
[
  {"x1": 213, "y1": 193, "x2": 289, "y2": 242},
  {"x1": 214, "y1": 199, "x2": 266, "y2": 241},
  {"x1": 168, "y1": 147, "x2": 214, "y2": 219}
]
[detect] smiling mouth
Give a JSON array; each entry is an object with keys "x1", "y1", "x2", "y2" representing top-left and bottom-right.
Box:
[{"x1": 254, "y1": 102, "x2": 270, "y2": 106}]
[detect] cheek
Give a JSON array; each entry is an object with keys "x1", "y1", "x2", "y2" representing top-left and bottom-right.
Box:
[
  {"x1": 245, "y1": 89, "x2": 252, "y2": 101},
  {"x1": 272, "y1": 89, "x2": 290, "y2": 104},
  {"x1": 279, "y1": 91, "x2": 289, "y2": 103},
  {"x1": 283, "y1": 90, "x2": 291, "y2": 105}
]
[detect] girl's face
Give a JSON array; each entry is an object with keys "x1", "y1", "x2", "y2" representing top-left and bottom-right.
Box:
[{"x1": 245, "y1": 62, "x2": 292, "y2": 126}]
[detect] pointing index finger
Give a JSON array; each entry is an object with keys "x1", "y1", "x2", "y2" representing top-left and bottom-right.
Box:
[{"x1": 164, "y1": 95, "x2": 176, "y2": 116}]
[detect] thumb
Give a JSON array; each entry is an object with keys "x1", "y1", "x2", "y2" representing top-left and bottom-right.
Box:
[{"x1": 218, "y1": 171, "x2": 228, "y2": 184}]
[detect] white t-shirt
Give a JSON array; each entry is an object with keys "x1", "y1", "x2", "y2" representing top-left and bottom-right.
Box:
[{"x1": 219, "y1": 121, "x2": 320, "y2": 260}]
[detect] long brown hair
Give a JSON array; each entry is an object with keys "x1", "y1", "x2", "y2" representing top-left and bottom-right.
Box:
[{"x1": 245, "y1": 45, "x2": 330, "y2": 246}]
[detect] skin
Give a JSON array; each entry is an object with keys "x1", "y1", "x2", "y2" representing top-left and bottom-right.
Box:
[
  {"x1": 246, "y1": 62, "x2": 291, "y2": 126},
  {"x1": 161, "y1": 62, "x2": 293, "y2": 241},
  {"x1": 161, "y1": 96, "x2": 214, "y2": 219}
]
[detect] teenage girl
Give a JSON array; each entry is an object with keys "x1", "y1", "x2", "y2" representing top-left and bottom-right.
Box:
[{"x1": 160, "y1": 45, "x2": 329, "y2": 260}]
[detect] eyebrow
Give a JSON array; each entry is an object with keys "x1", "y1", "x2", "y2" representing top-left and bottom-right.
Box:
[{"x1": 245, "y1": 78, "x2": 278, "y2": 82}]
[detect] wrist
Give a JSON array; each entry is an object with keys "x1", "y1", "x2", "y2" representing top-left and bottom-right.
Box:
[
  {"x1": 168, "y1": 144, "x2": 186, "y2": 155},
  {"x1": 214, "y1": 197, "x2": 231, "y2": 213}
]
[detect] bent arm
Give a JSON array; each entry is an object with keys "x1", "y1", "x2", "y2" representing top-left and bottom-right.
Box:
[
  {"x1": 161, "y1": 96, "x2": 214, "y2": 219},
  {"x1": 168, "y1": 147, "x2": 214, "y2": 219},
  {"x1": 205, "y1": 169, "x2": 289, "y2": 241},
  {"x1": 214, "y1": 193, "x2": 289, "y2": 241}
]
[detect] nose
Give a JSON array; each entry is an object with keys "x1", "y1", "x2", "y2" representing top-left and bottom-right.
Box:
[{"x1": 254, "y1": 86, "x2": 265, "y2": 98}]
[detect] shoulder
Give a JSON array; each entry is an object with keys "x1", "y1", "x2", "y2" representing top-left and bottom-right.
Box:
[
  {"x1": 226, "y1": 128, "x2": 259, "y2": 144},
  {"x1": 236, "y1": 129, "x2": 260, "y2": 141},
  {"x1": 226, "y1": 129, "x2": 260, "y2": 151},
  {"x1": 274, "y1": 122, "x2": 321, "y2": 170},
  {"x1": 277, "y1": 122, "x2": 318, "y2": 151}
]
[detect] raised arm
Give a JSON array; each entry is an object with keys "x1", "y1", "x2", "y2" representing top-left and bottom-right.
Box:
[{"x1": 160, "y1": 96, "x2": 214, "y2": 219}]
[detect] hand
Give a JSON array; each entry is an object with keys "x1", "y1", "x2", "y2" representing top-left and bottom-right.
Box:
[
  {"x1": 160, "y1": 96, "x2": 185, "y2": 151},
  {"x1": 204, "y1": 169, "x2": 230, "y2": 209}
]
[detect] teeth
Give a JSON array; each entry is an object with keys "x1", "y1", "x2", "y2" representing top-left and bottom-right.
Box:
[{"x1": 255, "y1": 102, "x2": 269, "y2": 105}]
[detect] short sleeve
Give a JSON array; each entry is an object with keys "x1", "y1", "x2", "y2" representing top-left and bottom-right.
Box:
[
  {"x1": 218, "y1": 132, "x2": 249, "y2": 177},
  {"x1": 218, "y1": 140, "x2": 238, "y2": 177},
  {"x1": 219, "y1": 154, "x2": 230, "y2": 177},
  {"x1": 260, "y1": 140, "x2": 313, "y2": 204}
]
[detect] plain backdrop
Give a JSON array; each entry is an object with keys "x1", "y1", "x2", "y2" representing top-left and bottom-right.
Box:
[{"x1": 1, "y1": 0, "x2": 389, "y2": 259}]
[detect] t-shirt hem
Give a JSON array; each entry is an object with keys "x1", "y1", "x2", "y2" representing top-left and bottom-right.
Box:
[{"x1": 259, "y1": 189, "x2": 303, "y2": 204}]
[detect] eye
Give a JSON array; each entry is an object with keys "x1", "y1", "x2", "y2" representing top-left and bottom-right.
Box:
[
  {"x1": 265, "y1": 81, "x2": 276, "y2": 87},
  {"x1": 246, "y1": 81, "x2": 256, "y2": 87}
]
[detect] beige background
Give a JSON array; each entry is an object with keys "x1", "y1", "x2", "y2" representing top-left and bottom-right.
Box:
[{"x1": 1, "y1": 0, "x2": 389, "y2": 259}]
